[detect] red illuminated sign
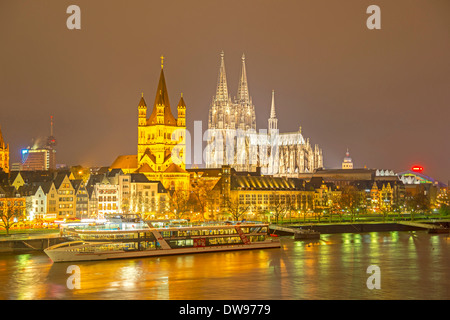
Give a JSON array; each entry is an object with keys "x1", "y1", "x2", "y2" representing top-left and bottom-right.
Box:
[{"x1": 411, "y1": 166, "x2": 423, "y2": 172}]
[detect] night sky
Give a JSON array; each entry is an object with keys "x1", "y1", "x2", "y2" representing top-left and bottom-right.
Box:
[{"x1": 1, "y1": 0, "x2": 449, "y2": 183}]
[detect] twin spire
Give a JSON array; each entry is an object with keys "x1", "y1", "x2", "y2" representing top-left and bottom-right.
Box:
[
  {"x1": 215, "y1": 51, "x2": 250, "y2": 105},
  {"x1": 215, "y1": 51, "x2": 277, "y2": 130}
]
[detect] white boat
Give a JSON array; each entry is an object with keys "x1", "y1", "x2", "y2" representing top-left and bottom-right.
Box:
[{"x1": 44, "y1": 215, "x2": 281, "y2": 262}]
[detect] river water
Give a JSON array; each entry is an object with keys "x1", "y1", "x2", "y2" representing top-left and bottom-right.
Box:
[{"x1": 0, "y1": 231, "x2": 449, "y2": 300}]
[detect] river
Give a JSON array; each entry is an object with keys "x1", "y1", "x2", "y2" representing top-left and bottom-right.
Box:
[{"x1": 0, "y1": 231, "x2": 449, "y2": 300}]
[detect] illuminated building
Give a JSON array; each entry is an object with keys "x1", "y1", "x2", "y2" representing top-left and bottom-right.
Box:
[
  {"x1": 0, "y1": 185, "x2": 26, "y2": 223},
  {"x1": 87, "y1": 170, "x2": 169, "y2": 218},
  {"x1": 206, "y1": 52, "x2": 257, "y2": 172},
  {"x1": 21, "y1": 148, "x2": 52, "y2": 171},
  {"x1": 119, "y1": 173, "x2": 169, "y2": 218},
  {"x1": 53, "y1": 172, "x2": 76, "y2": 219},
  {"x1": 397, "y1": 167, "x2": 447, "y2": 206},
  {"x1": 207, "y1": 166, "x2": 324, "y2": 220},
  {"x1": 206, "y1": 52, "x2": 323, "y2": 176},
  {"x1": 18, "y1": 184, "x2": 47, "y2": 221},
  {"x1": 342, "y1": 149, "x2": 353, "y2": 169},
  {"x1": 72, "y1": 179, "x2": 89, "y2": 219},
  {"x1": 0, "y1": 126, "x2": 10, "y2": 173},
  {"x1": 20, "y1": 116, "x2": 57, "y2": 171},
  {"x1": 111, "y1": 57, "x2": 189, "y2": 191}
]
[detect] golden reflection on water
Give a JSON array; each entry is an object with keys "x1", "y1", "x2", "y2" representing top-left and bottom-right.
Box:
[{"x1": 0, "y1": 231, "x2": 449, "y2": 300}]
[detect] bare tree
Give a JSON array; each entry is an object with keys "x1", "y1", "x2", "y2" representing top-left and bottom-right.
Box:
[
  {"x1": 189, "y1": 179, "x2": 216, "y2": 217},
  {"x1": 0, "y1": 200, "x2": 26, "y2": 235},
  {"x1": 269, "y1": 192, "x2": 289, "y2": 224},
  {"x1": 169, "y1": 190, "x2": 192, "y2": 220},
  {"x1": 223, "y1": 197, "x2": 250, "y2": 221},
  {"x1": 339, "y1": 185, "x2": 364, "y2": 222}
]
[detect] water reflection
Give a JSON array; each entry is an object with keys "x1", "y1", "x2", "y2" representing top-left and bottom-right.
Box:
[{"x1": 0, "y1": 231, "x2": 449, "y2": 299}]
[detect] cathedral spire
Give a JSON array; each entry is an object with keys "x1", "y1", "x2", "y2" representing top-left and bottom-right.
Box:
[
  {"x1": 215, "y1": 51, "x2": 229, "y2": 102},
  {"x1": 237, "y1": 53, "x2": 250, "y2": 104},
  {"x1": 270, "y1": 90, "x2": 276, "y2": 118},
  {"x1": 268, "y1": 90, "x2": 278, "y2": 132}
]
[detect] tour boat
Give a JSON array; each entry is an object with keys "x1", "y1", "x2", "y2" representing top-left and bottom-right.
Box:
[{"x1": 44, "y1": 215, "x2": 281, "y2": 262}]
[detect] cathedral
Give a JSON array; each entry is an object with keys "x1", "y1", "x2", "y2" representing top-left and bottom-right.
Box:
[
  {"x1": 205, "y1": 52, "x2": 323, "y2": 176},
  {"x1": 110, "y1": 57, "x2": 189, "y2": 191},
  {"x1": 206, "y1": 52, "x2": 257, "y2": 171},
  {"x1": 0, "y1": 126, "x2": 10, "y2": 173}
]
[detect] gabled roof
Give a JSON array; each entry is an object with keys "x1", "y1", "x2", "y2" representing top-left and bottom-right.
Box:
[
  {"x1": 164, "y1": 163, "x2": 187, "y2": 173},
  {"x1": 0, "y1": 184, "x2": 19, "y2": 198},
  {"x1": 135, "y1": 163, "x2": 155, "y2": 173},
  {"x1": 53, "y1": 172, "x2": 71, "y2": 189},
  {"x1": 18, "y1": 184, "x2": 41, "y2": 197},
  {"x1": 141, "y1": 149, "x2": 156, "y2": 164},
  {"x1": 10, "y1": 171, "x2": 54, "y2": 185},
  {"x1": 86, "y1": 174, "x2": 110, "y2": 188},
  {"x1": 107, "y1": 168, "x2": 124, "y2": 177},
  {"x1": 39, "y1": 181, "x2": 55, "y2": 194},
  {"x1": 129, "y1": 173, "x2": 150, "y2": 183},
  {"x1": 71, "y1": 179, "x2": 85, "y2": 191}
]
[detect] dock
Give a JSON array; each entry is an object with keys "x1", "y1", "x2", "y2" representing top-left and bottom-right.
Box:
[
  {"x1": 397, "y1": 221, "x2": 449, "y2": 234},
  {"x1": 0, "y1": 233, "x2": 68, "y2": 252},
  {"x1": 269, "y1": 225, "x2": 320, "y2": 240}
]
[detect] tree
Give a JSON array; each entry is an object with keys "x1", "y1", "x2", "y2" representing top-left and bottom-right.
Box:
[
  {"x1": 406, "y1": 190, "x2": 430, "y2": 214},
  {"x1": 339, "y1": 185, "x2": 364, "y2": 222},
  {"x1": 269, "y1": 193, "x2": 289, "y2": 224},
  {"x1": 0, "y1": 199, "x2": 26, "y2": 235},
  {"x1": 189, "y1": 179, "x2": 216, "y2": 218},
  {"x1": 223, "y1": 197, "x2": 250, "y2": 221},
  {"x1": 379, "y1": 199, "x2": 391, "y2": 222},
  {"x1": 169, "y1": 190, "x2": 192, "y2": 220}
]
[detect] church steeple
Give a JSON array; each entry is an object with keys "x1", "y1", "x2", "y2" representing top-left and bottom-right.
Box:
[
  {"x1": 237, "y1": 53, "x2": 250, "y2": 105},
  {"x1": 268, "y1": 90, "x2": 278, "y2": 132},
  {"x1": 147, "y1": 56, "x2": 177, "y2": 126},
  {"x1": 215, "y1": 51, "x2": 230, "y2": 102}
]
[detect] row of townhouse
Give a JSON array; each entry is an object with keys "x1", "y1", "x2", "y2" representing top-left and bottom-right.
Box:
[{"x1": 1, "y1": 169, "x2": 170, "y2": 222}]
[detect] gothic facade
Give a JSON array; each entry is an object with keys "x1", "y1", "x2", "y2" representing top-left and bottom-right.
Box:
[{"x1": 205, "y1": 52, "x2": 323, "y2": 176}]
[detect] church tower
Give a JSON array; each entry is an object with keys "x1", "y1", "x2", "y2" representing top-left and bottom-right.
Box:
[
  {"x1": 136, "y1": 56, "x2": 189, "y2": 191},
  {"x1": 0, "y1": 126, "x2": 10, "y2": 173}
]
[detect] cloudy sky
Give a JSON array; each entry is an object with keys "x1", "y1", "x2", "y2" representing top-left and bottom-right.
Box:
[{"x1": 1, "y1": 0, "x2": 449, "y2": 182}]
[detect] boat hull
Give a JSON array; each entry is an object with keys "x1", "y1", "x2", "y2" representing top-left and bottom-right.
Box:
[{"x1": 45, "y1": 240, "x2": 281, "y2": 262}]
